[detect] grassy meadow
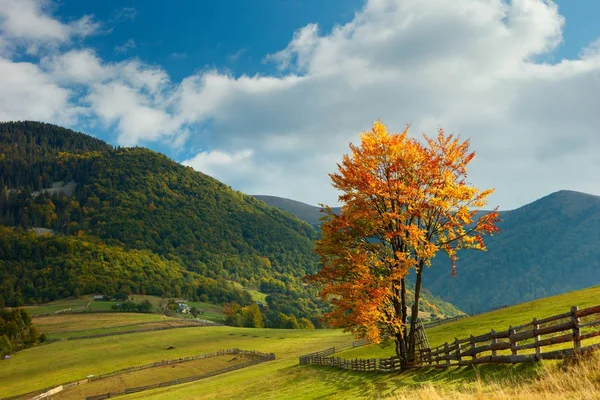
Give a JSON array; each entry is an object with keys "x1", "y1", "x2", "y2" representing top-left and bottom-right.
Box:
[
  {"x1": 53, "y1": 354, "x2": 258, "y2": 400},
  {"x1": 2, "y1": 285, "x2": 599, "y2": 399}
]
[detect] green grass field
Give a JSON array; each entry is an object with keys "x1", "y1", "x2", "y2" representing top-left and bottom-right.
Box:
[
  {"x1": 53, "y1": 354, "x2": 256, "y2": 400},
  {"x1": 3, "y1": 285, "x2": 599, "y2": 399},
  {"x1": 33, "y1": 313, "x2": 171, "y2": 337},
  {"x1": 338, "y1": 284, "x2": 600, "y2": 359},
  {"x1": 0, "y1": 326, "x2": 352, "y2": 398},
  {"x1": 19, "y1": 298, "x2": 92, "y2": 316}
]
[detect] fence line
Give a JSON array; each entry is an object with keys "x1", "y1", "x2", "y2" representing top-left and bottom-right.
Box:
[
  {"x1": 422, "y1": 315, "x2": 469, "y2": 329},
  {"x1": 88, "y1": 348, "x2": 270, "y2": 381},
  {"x1": 3, "y1": 349, "x2": 272, "y2": 400},
  {"x1": 85, "y1": 350, "x2": 276, "y2": 400},
  {"x1": 300, "y1": 304, "x2": 600, "y2": 372}
]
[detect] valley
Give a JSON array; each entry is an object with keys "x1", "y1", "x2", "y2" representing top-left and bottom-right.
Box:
[
  {"x1": 1, "y1": 286, "x2": 598, "y2": 399},
  {"x1": 1, "y1": 122, "x2": 599, "y2": 399}
]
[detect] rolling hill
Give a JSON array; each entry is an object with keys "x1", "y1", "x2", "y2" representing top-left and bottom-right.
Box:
[{"x1": 257, "y1": 191, "x2": 600, "y2": 314}]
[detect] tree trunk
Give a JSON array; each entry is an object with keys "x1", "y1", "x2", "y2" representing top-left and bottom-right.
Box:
[
  {"x1": 407, "y1": 263, "x2": 424, "y2": 363},
  {"x1": 394, "y1": 277, "x2": 411, "y2": 370}
]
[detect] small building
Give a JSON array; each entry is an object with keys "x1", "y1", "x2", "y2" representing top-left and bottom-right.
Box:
[
  {"x1": 177, "y1": 303, "x2": 190, "y2": 314},
  {"x1": 93, "y1": 295, "x2": 105, "y2": 301}
]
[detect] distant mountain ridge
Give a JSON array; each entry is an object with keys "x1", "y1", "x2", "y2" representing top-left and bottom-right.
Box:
[
  {"x1": 253, "y1": 195, "x2": 340, "y2": 227},
  {"x1": 255, "y1": 190, "x2": 600, "y2": 314}
]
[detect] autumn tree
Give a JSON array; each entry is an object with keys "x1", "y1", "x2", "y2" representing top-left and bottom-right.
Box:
[{"x1": 310, "y1": 121, "x2": 500, "y2": 369}]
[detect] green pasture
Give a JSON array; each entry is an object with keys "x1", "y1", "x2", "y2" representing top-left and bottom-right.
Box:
[
  {"x1": 338, "y1": 284, "x2": 600, "y2": 359},
  {"x1": 33, "y1": 313, "x2": 169, "y2": 336},
  {"x1": 19, "y1": 298, "x2": 92, "y2": 316},
  {"x1": 54, "y1": 354, "x2": 255, "y2": 400},
  {"x1": 0, "y1": 326, "x2": 352, "y2": 398},
  {"x1": 247, "y1": 289, "x2": 268, "y2": 304},
  {"x1": 3, "y1": 285, "x2": 599, "y2": 400}
]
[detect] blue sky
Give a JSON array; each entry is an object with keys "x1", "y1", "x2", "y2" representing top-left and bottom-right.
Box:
[{"x1": 0, "y1": 0, "x2": 599, "y2": 209}]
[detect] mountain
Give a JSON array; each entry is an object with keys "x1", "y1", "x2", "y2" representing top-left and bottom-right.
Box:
[
  {"x1": 0, "y1": 121, "x2": 324, "y2": 324},
  {"x1": 253, "y1": 195, "x2": 340, "y2": 228},
  {"x1": 423, "y1": 190, "x2": 600, "y2": 313},
  {"x1": 255, "y1": 191, "x2": 600, "y2": 315}
]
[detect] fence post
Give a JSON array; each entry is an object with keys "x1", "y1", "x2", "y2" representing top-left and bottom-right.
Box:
[
  {"x1": 444, "y1": 342, "x2": 450, "y2": 367},
  {"x1": 571, "y1": 306, "x2": 581, "y2": 353},
  {"x1": 509, "y1": 326, "x2": 517, "y2": 356},
  {"x1": 533, "y1": 317, "x2": 541, "y2": 359},
  {"x1": 454, "y1": 338, "x2": 461, "y2": 364},
  {"x1": 470, "y1": 335, "x2": 476, "y2": 361},
  {"x1": 490, "y1": 329, "x2": 497, "y2": 357}
]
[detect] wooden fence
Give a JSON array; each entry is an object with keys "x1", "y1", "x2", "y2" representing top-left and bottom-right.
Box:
[
  {"x1": 422, "y1": 315, "x2": 469, "y2": 329},
  {"x1": 300, "y1": 304, "x2": 600, "y2": 372},
  {"x1": 85, "y1": 350, "x2": 276, "y2": 400},
  {"x1": 3, "y1": 349, "x2": 273, "y2": 400},
  {"x1": 88, "y1": 348, "x2": 268, "y2": 381}
]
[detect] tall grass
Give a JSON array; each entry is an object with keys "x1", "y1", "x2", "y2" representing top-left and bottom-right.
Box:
[{"x1": 393, "y1": 352, "x2": 600, "y2": 400}]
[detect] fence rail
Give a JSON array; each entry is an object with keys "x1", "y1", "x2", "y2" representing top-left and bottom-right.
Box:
[
  {"x1": 3, "y1": 349, "x2": 272, "y2": 400},
  {"x1": 300, "y1": 304, "x2": 600, "y2": 372},
  {"x1": 85, "y1": 350, "x2": 275, "y2": 400}
]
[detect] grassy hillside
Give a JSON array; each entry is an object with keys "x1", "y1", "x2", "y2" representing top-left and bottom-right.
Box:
[
  {"x1": 424, "y1": 190, "x2": 600, "y2": 313},
  {"x1": 3, "y1": 285, "x2": 596, "y2": 399}
]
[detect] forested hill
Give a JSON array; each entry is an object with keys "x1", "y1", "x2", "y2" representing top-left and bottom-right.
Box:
[
  {"x1": 0, "y1": 121, "x2": 324, "y2": 322},
  {"x1": 423, "y1": 190, "x2": 600, "y2": 314}
]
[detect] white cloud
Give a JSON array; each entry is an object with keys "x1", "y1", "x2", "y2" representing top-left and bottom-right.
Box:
[
  {"x1": 0, "y1": 0, "x2": 99, "y2": 54},
  {"x1": 115, "y1": 39, "x2": 136, "y2": 54},
  {"x1": 175, "y1": 0, "x2": 598, "y2": 209},
  {"x1": 0, "y1": 57, "x2": 76, "y2": 123},
  {"x1": 228, "y1": 48, "x2": 247, "y2": 63},
  {"x1": 0, "y1": 0, "x2": 598, "y2": 209}
]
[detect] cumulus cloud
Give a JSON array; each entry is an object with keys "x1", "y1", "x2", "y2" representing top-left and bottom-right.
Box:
[
  {"x1": 0, "y1": 0, "x2": 598, "y2": 209},
  {"x1": 0, "y1": 57, "x2": 76, "y2": 123},
  {"x1": 0, "y1": 0, "x2": 99, "y2": 54}
]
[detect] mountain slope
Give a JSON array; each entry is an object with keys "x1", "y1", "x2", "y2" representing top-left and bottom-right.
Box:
[
  {"x1": 253, "y1": 195, "x2": 340, "y2": 227},
  {"x1": 0, "y1": 122, "x2": 323, "y2": 321},
  {"x1": 423, "y1": 190, "x2": 600, "y2": 313},
  {"x1": 255, "y1": 191, "x2": 600, "y2": 315}
]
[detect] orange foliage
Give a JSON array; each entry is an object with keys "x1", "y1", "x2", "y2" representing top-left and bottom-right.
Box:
[{"x1": 310, "y1": 121, "x2": 500, "y2": 361}]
